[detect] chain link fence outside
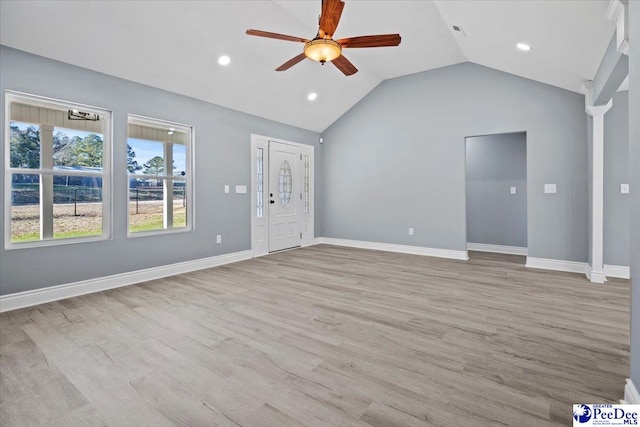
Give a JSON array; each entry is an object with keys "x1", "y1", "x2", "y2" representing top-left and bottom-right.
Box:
[
  {"x1": 129, "y1": 187, "x2": 186, "y2": 214},
  {"x1": 10, "y1": 185, "x2": 187, "y2": 240},
  {"x1": 12, "y1": 187, "x2": 186, "y2": 211},
  {"x1": 12, "y1": 187, "x2": 103, "y2": 216}
]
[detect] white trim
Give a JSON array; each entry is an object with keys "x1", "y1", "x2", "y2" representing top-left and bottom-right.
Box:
[
  {"x1": 586, "y1": 266, "x2": 607, "y2": 283},
  {"x1": 580, "y1": 80, "x2": 594, "y2": 110},
  {"x1": 300, "y1": 145, "x2": 315, "y2": 248},
  {"x1": 314, "y1": 237, "x2": 469, "y2": 260},
  {"x1": 0, "y1": 250, "x2": 252, "y2": 313},
  {"x1": 251, "y1": 135, "x2": 269, "y2": 257},
  {"x1": 525, "y1": 257, "x2": 588, "y2": 275},
  {"x1": 467, "y1": 242, "x2": 528, "y2": 256},
  {"x1": 606, "y1": 0, "x2": 629, "y2": 55},
  {"x1": 606, "y1": 0, "x2": 624, "y2": 21},
  {"x1": 622, "y1": 379, "x2": 640, "y2": 404},
  {"x1": 127, "y1": 226, "x2": 192, "y2": 239},
  {"x1": 604, "y1": 264, "x2": 631, "y2": 279},
  {"x1": 529, "y1": 262, "x2": 634, "y2": 281}
]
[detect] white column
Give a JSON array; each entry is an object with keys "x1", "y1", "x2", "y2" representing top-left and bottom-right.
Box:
[
  {"x1": 40, "y1": 124, "x2": 54, "y2": 239},
  {"x1": 163, "y1": 142, "x2": 173, "y2": 229},
  {"x1": 586, "y1": 101, "x2": 612, "y2": 283}
]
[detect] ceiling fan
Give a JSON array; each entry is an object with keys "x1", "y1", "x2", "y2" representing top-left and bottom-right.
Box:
[{"x1": 246, "y1": 0, "x2": 401, "y2": 76}]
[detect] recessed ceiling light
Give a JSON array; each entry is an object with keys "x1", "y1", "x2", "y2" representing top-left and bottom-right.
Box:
[
  {"x1": 308, "y1": 92, "x2": 318, "y2": 101},
  {"x1": 167, "y1": 131, "x2": 174, "y2": 135},
  {"x1": 218, "y1": 55, "x2": 231, "y2": 66},
  {"x1": 516, "y1": 43, "x2": 531, "y2": 51}
]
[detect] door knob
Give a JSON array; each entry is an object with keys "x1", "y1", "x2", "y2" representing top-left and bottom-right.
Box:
[{"x1": 270, "y1": 200, "x2": 275, "y2": 204}]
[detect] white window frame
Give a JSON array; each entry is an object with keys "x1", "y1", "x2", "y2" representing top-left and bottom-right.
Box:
[
  {"x1": 126, "y1": 114, "x2": 194, "y2": 237},
  {"x1": 4, "y1": 90, "x2": 112, "y2": 249}
]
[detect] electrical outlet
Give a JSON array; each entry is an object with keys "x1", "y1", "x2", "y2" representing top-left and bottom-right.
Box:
[
  {"x1": 408, "y1": 228, "x2": 414, "y2": 236},
  {"x1": 510, "y1": 187, "x2": 517, "y2": 194},
  {"x1": 621, "y1": 183, "x2": 629, "y2": 194},
  {"x1": 216, "y1": 235, "x2": 222, "y2": 244},
  {"x1": 544, "y1": 184, "x2": 557, "y2": 194}
]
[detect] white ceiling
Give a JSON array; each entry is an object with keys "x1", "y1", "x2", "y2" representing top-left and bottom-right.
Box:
[{"x1": 0, "y1": 1, "x2": 615, "y2": 132}]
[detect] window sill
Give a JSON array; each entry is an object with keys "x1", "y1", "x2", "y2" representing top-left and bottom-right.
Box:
[
  {"x1": 127, "y1": 226, "x2": 192, "y2": 239},
  {"x1": 5, "y1": 234, "x2": 110, "y2": 250}
]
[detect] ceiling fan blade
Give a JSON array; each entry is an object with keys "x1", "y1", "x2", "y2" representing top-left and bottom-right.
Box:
[
  {"x1": 331, "y1": 55, "x2": 358, "y2": 76},
  {"x1": 276, "y1": 52, "x2": 307, "y2": 71},
  {"x1": 337, "y1": 34, "x2": 401, "y2": 48},
  {"x1": 246, "y1": 29, "x2": 309, "y2": 43},
  {"x1": 318, "y1": 0, "x2": 345, "y2": 38}
]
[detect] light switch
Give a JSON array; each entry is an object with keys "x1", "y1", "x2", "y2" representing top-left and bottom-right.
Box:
[
  {"x1": 235, "y1": 185, "x2": 247, "y2": 194},
  {"x1": 224, "y1": 185, "x2": 229, "y2": 194},
  {"x1": 216, "y1": 235, "x2": 222, "y2": 244},
  {"x1": 621, "y1": 183, "x2": 629, "y2": 194},
  {"x1": 544, "y1": 184, "x2": 557, "y2": 194},
  {"x1": 510, "y1": 187, "x2": 517, "y2": 194}
]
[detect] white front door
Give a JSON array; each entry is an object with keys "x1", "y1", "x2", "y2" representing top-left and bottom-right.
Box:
[{"x1": 268, "y1": 141, "x2": 301, "y2": 252}]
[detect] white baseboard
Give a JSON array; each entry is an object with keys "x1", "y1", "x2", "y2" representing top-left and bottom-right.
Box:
[
  {"x1": 622, "y1": 378, "x2": 640, "y2": 404},
  {"x1": 604, "y1": 264, "x2": 631, "y2": 279},
  {"x1": 525, "y1": 257, "x2": 588, "y2": 275},
  {"x1": 586, "y1": 266, "x2": 607, "y2": 283},
  {"x1": 467, "y1": 242, "x2": 528, "y2": 256},
  {"x1": 314, "y1": 237, "x2": 468, "y2": 261},
  {"x1": 0, "y1": 250, "x2": 253, "y2": 313}
]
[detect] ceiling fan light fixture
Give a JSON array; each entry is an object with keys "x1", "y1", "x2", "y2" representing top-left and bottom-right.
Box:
[{"x1": 304, "y1": 38, "x2": 341, "y2": 63}]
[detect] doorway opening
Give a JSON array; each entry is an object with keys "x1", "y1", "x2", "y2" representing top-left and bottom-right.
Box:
[
  {"x1": 465, "y1": 132, "x2": 527, "y2": 257},
  {"x1": 251, "y1": 135, "x2": 314, "y2": 256}
]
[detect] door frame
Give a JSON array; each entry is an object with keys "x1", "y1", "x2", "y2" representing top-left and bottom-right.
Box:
[
  {"x1": 250, "y1": 134, "x2": 314, "y2": 257},
  {"x1": 463, "y1": 130, "x2": 528, "y2": 256}
]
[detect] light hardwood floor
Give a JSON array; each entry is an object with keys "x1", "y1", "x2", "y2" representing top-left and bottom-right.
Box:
[{"x1": 0, "y1": 245, "x2": 630, "y2": 426}]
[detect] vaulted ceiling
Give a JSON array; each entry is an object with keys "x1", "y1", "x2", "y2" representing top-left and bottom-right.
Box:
[{"x1": 0, "y1": 1, "x2": 615, "y2": 132}]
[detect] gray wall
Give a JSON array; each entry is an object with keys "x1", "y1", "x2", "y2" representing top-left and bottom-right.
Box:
[
  {"x1": 466, "y1": 133, "x2": 527, "y2": 248},
  {"x1": 604, "y1": 91, "x2": 629, "y2": 266},
  {"x1": 321, "y1": 62, "x2": 588, "y2": 261},
  {"x1": 0, "y1": 46, "x2": 322, "y2": 295},
  {"x1": 628, "y1": 0, "x2": 640, "y2": 392}
]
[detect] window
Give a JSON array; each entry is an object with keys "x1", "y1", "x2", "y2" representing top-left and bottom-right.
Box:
[
  {"x1": 278, "y1": 160, "x2": 292, "y2": 207},
  {"x1": 127, "y1": 115, "x2": 192, "y2": 235},
  {"x1": 5, "y1": 92, "x2": 111, "y2": 247},
  {"x1": 256, "y1": 148, "x2": 264, "y2": 218},
  {"x1": 303, "y1": 154, "x2": 310, "y2": 214}
]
